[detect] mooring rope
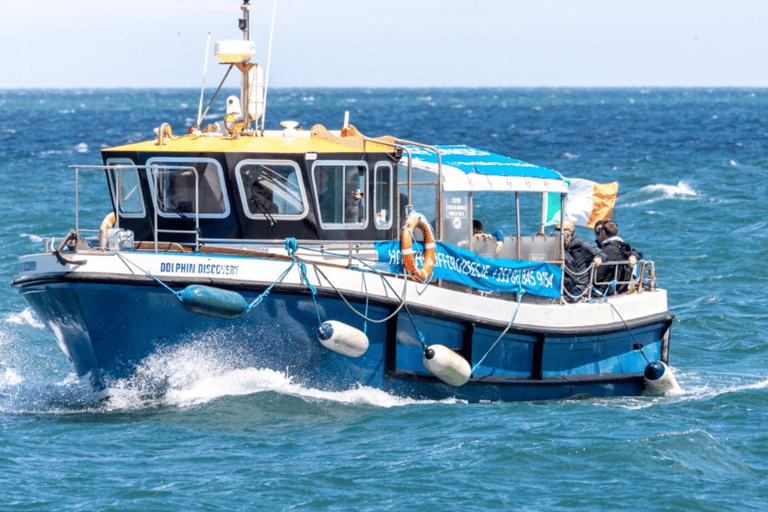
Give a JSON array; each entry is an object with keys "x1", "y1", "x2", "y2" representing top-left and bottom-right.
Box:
[{"x1": 470, "y1": 285, "x2": 525, "y2": 373}]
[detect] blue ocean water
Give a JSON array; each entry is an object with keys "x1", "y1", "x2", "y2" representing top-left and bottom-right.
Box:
[{"x1": 1, "y1": 87, "x2": 767, "y2": 511}]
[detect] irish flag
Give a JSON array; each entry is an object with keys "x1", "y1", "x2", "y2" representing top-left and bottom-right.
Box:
[{"x1": 546, "y1": 179, "x2": 618, "y2": 229}]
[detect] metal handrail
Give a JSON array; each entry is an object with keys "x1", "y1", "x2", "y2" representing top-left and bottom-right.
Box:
[
  {"x1": 69, "y1": 164, "x2": 201, "y2": 252},
  {"x1": 562, "y1": 259, "x2": 656, "y2": 301}
]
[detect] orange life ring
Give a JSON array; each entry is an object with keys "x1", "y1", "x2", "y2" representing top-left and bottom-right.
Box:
[
  {"x1": 400, "y1": 212, "x2": 436, "y2": 283},
  {"x1": 98, "y1": 212, "x2": 116, "y2": 250},
  {"x1": 100, "y1": 212, "x2": 116, "y2": 232}
]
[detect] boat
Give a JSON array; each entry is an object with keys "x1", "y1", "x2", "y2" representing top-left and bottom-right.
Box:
[{"x1": 12, "y1": 1, "x2": 677, "y2": 402}]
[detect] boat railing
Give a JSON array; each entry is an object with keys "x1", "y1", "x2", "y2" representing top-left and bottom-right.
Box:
[
  {"x1": 562, "y1": 259, "x2": 657, "y2": 302},
  {"x1": 69, "y1": 164, "x2": 203, "y2": 252}
]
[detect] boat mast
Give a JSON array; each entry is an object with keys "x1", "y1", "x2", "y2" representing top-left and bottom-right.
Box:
[
  {"x1": 239, "y1": 0, "x2": 250, "y2": 41},
  {"x1": 239, "y1": 0, "x2": 252, "y2": 132}
]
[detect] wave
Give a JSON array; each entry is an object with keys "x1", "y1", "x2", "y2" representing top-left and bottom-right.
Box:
[
  {"x1": 19, "y1": 233, "x2": 44, "y2": 243},
  {"x1": 4, "y1": 308, "x2": 45, "y2": 329},
  {"x1": 622, "y1": 180, "x2": 698, "y2": 207}
]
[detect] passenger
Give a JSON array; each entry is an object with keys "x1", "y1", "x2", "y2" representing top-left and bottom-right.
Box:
[
  {"x1": 592, "y1": 219, "x2": 606, "y2": 246},
  {"x1": 473, "y1": 220, "x2": 504, "y2": 253},
  {"x1": 558, "y1": 219, "x2": 605, "y2": 299},
  {"x1": 594, "y1": 220, "x2": 642, "y2": 295},
  {"x1": 344, "y1": 169, "x2": 364, "y2": 223},
  {"x1": 250, "y1": 180, "x2": 279, "y2": 215},
  {"x1": 345, "y1": 187, "x2": 363, "y2": 222}
]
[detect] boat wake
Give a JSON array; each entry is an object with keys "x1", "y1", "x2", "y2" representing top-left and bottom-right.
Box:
[
  {"x1": 622, "y1": 181, "x2": 698, "y2": 208},
  {"x1": 104, "y1": 340, "x2": 433, "y2": 411},
  {"x1": 593, "y1": 367, "x2": 768, "y2": 410},
  {"x1": 0, "y1": 337, "x2": 430, "y2": 415}
]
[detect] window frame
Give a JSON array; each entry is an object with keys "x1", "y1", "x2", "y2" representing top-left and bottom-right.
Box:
[
  {"x1": 312, "y1": 161, "x2": 369, "y2": 230},
  {"x1": 105, "y1": 158, "x2": 146, "y2": 218},
  {"x1": 373, "y1": 161, "x2": 394, "y2": 230},
  {"x1": 146, "y1": 157, "x2": 231, "y2": 219},
  {"x1": 234, "y1": 159, "x2": 310, "y2": 220}
]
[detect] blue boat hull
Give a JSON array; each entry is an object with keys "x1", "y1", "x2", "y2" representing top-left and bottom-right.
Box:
[{"x1": 16, "y1": 276, "x2": 671, "y2": 402}]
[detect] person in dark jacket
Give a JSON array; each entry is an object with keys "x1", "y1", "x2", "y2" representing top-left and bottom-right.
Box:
[
  {"x1": 594, "y1": 220, "x2": 642, "y2": 295},
  {"x1": 557, "y1": 219, "x2": 605, "y2": 300}
]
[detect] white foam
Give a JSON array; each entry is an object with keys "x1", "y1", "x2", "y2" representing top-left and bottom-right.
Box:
[
  {"x1": 20, "y1": 233, "x2": 44, "y2": 243},
  {"x1": 623, "y1": 180, "x2": 698, "y2": 207},
  {"x1": 4, "y1": 309, "x2": 45, "y2": 329},
  {"x1": 1, "y1": 368, "x2": 23, "y2": 387},
  {"x1": 102, "y1": 339, "x2": 428, "y2": 411}
]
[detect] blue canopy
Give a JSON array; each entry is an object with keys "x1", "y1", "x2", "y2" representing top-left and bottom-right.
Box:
[{"x1": 403, "y1": 145, "x2": 568, "y2": 193}]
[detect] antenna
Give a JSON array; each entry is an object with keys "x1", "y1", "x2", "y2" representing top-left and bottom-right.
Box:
[
  {"x1": 196, "y1": 32, "x2": 212, "y2": 128},
  {"x1": 261, "y1": 0, "x2": 278, "y2": 134},
  {"x1": 240, "y1": 0, "x2": 250, "y2": 41}
]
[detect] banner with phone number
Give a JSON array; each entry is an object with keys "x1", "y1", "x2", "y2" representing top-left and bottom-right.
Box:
[{"x1": 373, "y1": 240, "x2": 562, "y2": 298}]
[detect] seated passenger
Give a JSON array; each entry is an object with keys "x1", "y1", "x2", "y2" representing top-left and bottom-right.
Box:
[
  {"x1": 473, "y1": 220, "x2": 504, "y2": 253},
  {"x1": 594, "y1": 220, "x2": 642, "y2": 295},
  {"x1": 558, "y1": 219, "x2": 605, "y2": 300}
]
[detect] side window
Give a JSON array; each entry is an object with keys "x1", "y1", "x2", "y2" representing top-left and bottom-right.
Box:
[
  {"x1": 147, "y1": 158, "x2": 230, "y2": 218},
  {"x1": 374, "y1": 162, "x2": 393, "y2": 229},
  {"x1": 313, "y1": 163, "x2": 367, "y2": 228},
  {"x1": 235, "y1": 161, "x2": 307, "y2": 219},
  {"x1": 106, "y1": 158, "x2": 145, "y2": 217}
]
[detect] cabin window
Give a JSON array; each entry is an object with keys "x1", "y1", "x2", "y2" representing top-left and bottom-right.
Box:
[
  {"x1": 147, "y1": 158, "x2": 230, "y2": 218},
  {"x1": 235, "y1": 160, "x2": 308, "y2": 219},
  {"x1": 313, "y1": 162, "x2": 367, "y2": 228},
  {"x1": 374, "y1": 162, "x2": 393, "y2": 229},
  {"x1": 106, "y1": 158, "x2": 145, "y2": 217}
]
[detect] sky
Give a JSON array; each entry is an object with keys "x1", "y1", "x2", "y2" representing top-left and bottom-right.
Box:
[{"x1": 2, "y1": 0, "x2": 768, "y2": 89}]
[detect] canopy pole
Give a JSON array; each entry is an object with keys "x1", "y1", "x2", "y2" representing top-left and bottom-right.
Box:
[{"x1": 515, "y1": 192, "x2": 521, "y2": 259}]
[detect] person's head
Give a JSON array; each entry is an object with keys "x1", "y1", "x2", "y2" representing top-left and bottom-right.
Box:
[
  {"x1": 596, "y1": 220, "x2": 618, "y2": 242},
  {"x1": 346, "y1": 187, "x2": 363, "y2": 206},
  {"x1": 594, "y1": 220, "x2": 605, "y2": 240},
  {"x1": 560, "y1": 219, "x2": 576, "y2": 246},
  {"x1": 473, "y1": 219, "x2": 484, "y2": 235}
]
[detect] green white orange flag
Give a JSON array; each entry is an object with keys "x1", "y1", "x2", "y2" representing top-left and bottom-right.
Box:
[{"x1": 546, "y1": 179, "x2": 618, "y2": 229}]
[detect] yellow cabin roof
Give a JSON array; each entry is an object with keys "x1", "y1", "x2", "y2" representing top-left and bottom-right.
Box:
[{"x1": 102, "y1": 124, "x2": 397, "y2": 155}]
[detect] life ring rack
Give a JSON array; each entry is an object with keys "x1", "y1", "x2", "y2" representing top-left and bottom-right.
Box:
[{"x1": 400, "y1": 211, "x2": 436, "y2": 283}]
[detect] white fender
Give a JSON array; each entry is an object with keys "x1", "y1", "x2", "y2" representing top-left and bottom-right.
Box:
[
  {"x1": 644, "y1": 361, "x2": 682, "y2": 396},
  {"x1": 317, "y1": 321, "x2": 369, "y2": 358},
  {"x1": 423, "y1": 344, "x2": 471, "y2": 387}
]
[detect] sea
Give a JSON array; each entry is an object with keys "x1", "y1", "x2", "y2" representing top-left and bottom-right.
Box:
[{"x1": 1, "y1": 87, "x2": 767, "y2": 511}]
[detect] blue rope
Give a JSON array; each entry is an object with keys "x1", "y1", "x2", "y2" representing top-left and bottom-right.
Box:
[
  {"x1": 115, "y1": 253, "x2": 181, "y2": 298},
  {"x1": 245, "y1": 260, "x2": 297, "y2": 311},
  {"x1": 361, "y1": 273, "x2": 369, "y2": 335},
  {"x1": 283, "y1": 238, "x2": 323, "y2": 324},
  {"x1": 285, "y1": 237, "x2": 299, "y2": 256}
]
